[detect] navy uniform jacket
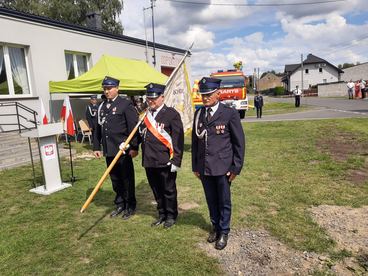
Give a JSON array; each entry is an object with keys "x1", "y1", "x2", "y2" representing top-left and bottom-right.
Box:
[
  {"x1": 254, "y1": 95, "x2": 264, "y2": 108},
  {"x1": 93, "y1": 96, "x2": 139, "y2": 157},
  {"x1": 140, "y1": 105, "x2": 184, "y2": 168},
  {"x1": 192, "y1": 103, "x2": 245, "y2": 176},
  {"x1": 85, "y1": 103, "x2": 98, "y2": 130}
]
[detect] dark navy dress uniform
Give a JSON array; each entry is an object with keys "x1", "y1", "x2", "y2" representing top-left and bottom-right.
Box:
[
  {"x1": 140, "y1": 83, "x2": 184, "y2": 227},
  {"x1": 93, "y1": 77, "x2": 139, "y2": 213},
  {"x1": 254, "y1": 93, "x2": 264, "y2": 118},
  {"x1": 192, "y1": 77, "x2": 245, "y2": 248},
  {"x1": 85, "y1": 95, "x2": 99, "y2": 132}
]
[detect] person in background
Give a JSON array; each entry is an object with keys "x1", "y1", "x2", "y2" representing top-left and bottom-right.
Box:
[
  {"x1": 346, "y1": 80, "x2": 355, "y2": 100},
  {"x1": 360, "y1": 79, "x2": 366, "y2": 99},
  {"x1": 85, "y1": 95, "x2": 99, "y2": 136},
  {"x1": 192, "y1": 77, "x2": 245, "y2": 250},
  {"x1": 93, "y1": 76, "x2": 139, "y2": 220},
  {"x1": 254, "y1": 91, "x2": 264, "y2": 118},
  {"x1": 292, "y1": 85, "x2": 302, "y2": 107}
]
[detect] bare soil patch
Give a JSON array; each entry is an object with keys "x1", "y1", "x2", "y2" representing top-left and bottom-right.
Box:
[
  {"x1": 198, "y1": 229, "x2": 322, "y2": 275},
  {"x1": 317, "y1": 130, "x2": 368, "y2": 185}
]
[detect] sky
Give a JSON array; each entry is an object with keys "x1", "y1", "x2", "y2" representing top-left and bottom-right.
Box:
[{"x1": 120, "y1": 0, "x2": 368, "y2": 80}]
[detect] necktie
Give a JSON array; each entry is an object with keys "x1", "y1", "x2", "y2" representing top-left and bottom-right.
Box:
[
  {"x1": 150, "y1": 109, "x2": 156, "y2": 117},
  {"x1": 206, "y1": 107, "x2": 212, "y2": 122}
]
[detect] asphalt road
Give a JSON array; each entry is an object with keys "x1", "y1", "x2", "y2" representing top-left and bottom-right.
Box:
[{"x1": 244, "y1": 96, "x2": 368, "y2": 123}]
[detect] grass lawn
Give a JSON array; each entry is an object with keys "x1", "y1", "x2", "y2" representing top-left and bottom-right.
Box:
[
  {"x1": 1, "y1": 118, "x2": 367, "y2": 275},
  {"x1": 246, "y1": 101, "x2": 311, "y2": 117}
]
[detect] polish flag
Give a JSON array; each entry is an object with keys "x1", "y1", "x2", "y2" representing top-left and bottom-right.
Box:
[
  {"x1": 60, "y1": 95, "x2": 75, "y2": 136},
  {"x1": 39, "y1": 98, "x2": 48, "y2": 125}
]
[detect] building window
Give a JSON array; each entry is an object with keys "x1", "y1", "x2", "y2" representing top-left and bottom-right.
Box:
[
  {"x1": 319, "y1": 68, "x2": 323, "y2": 73},
  {"x1": 0, "y1": 44, "x2": 31, "y2": 96},
  {"x1": 305, "y1": 69, "x2": 309, "y2": 74},
  {"x1": 65, "y1": 52, "x2": 90, "y2": 79},
  {"x1": 323, "y1": 79, "x2": 327, "y2": 83}
]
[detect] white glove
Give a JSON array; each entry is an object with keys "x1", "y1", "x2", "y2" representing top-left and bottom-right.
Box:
[
  {"x1": 119, "y1": 142, "x2": 130, "y2": 153},
  {"x1": 167, "y1": 162, "x2": 179, "y2": 172}
]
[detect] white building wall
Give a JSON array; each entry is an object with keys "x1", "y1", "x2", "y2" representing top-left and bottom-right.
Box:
[
  {"x1": 0, "y1": 15, "x2": 188, "y2": 129},
  {"x1": 290, "y1": 63, "x2": 339, "y2": 91},
  {"x1": 340, "y1": 62, "x2": 368, "y2": 82}
]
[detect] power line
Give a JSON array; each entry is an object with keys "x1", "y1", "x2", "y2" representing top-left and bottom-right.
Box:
[{"x1": 161, "y1": 0, "x2": 346, "y2": 7}]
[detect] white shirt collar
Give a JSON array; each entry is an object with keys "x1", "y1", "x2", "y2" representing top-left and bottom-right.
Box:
[
  {"x1": 150, "y1": 103, "x2": 165, "y2": 118},
  {"x1": 206, "y1": 102, "x2": 219, "y2": 115}
]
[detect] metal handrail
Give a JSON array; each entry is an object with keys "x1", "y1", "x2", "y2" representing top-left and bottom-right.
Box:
[{"x1": 0, "y1": 102, "x2": 38, "y2": 133}]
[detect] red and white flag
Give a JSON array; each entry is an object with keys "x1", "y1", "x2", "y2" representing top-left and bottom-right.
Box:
[
  {"x1": 39, "y1": 98, "x2": 48, "y2": 125},
  {"x1": 60, "y1": 95, "x2": 75, "y2": 136}
]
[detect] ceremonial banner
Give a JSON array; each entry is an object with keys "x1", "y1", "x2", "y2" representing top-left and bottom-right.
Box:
[
  {"x1": 60, "y1": 95, "x2": 75, "y2": 136},
  {"x1": 164, "y1": 61, "x2": 193, "y2": 134}
]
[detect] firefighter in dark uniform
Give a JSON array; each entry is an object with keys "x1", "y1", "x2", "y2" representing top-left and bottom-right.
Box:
[
  {"x1": 140, "y1": 83, "x2": 184, "y2": 228},
  {"x1": 85, "y1": 94, "x2": 99, "y2": 135},
  {"x1": 192, "y1": 77, "x2": 245, "y2": 250},
  {"x1": 93, "y1": 76, "x2": 139, "y2": 220},
  {"x1": 254, "y1": 91, "x2": 264, "y2": 118}
]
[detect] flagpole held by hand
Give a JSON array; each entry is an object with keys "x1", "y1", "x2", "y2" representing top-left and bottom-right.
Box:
[{"x1": 80, "y1": 112, "x2": 147, "y2": 213}]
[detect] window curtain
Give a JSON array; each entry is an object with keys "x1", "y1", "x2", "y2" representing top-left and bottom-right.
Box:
[
  {"x1": 65, "y1": 53, "x2": 73, "y2": 78},
  {"x1": 76, "y1": 55, "x2": 87, "y2": 76},
  {"x1": 8, "y1": 47, "x2": 30, "y2": 94}
]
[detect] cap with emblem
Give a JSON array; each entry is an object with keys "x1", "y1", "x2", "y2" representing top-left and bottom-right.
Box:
[
  {"x1": 198, "y1": 77, "x2": 221, "y2": 94},
  {"x1": 102, "y1": 76, "x2": 120, "y2": 87},
  {"x1": 145, "y1": 83, "x2": 166, "y2": 98},
  {"x1": 90, "y1": 94, "x2": 97, "y2": 99}
]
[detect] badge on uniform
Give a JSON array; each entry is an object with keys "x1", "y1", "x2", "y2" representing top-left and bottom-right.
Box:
[
  {"x1": 106, "y1": 103, "x2": 111, "y2": 109},
  {"x1": 215, "y1": 125, "x2": 225, "y2": 134},
  {"x1": 112, "y1": 107, "x2": 117, "y2": 114}
]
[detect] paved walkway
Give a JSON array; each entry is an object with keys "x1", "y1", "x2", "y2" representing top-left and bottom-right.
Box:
[{"x1": 244, "y1": 96, "x2": 368, "y2": 123}]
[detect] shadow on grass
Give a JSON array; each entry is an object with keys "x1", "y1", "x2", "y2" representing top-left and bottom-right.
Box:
[
  {"x1": 77, "y1": 208, "x2": 111, "y2": 240},
  {"x1": 178, "y1": 210, "x2": 209, "y2": 231},
  {"x1": 85, "y1": 187, "x2": 114, "y2": 209}
]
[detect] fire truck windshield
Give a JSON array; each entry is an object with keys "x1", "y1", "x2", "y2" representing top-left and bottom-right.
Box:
[{"x1": 217, "y1": 76, "x2": 245, "y2": 88}]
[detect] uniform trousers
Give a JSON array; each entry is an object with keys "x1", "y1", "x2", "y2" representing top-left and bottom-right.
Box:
[
  {"x1": 145, "y1": 167, "x2": 178, "y2": 220},
  {"x1": 295, "y1": 95, "x2": 301, "y2": 107},
  {"x1": 106, "y1": 154, "x2": 136, "y2": 210},
  {"x1": 256, "y1": 107, "x2": 262, "y2": 118},
  {"x1": 200, "y1": 175, "x2": 232, "y2": 235}
]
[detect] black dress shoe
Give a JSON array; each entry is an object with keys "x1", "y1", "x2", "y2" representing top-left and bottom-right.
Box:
[
  {"x1": 207, "y1": 231, "x2": 219, "y2": 243},
  {"x1": 122, "y1": 208, "x2": 135, "y2": 220},
  {"x1": 215, "y1": 234, "x2": 228, "y2": 250},
  {"x1": 163, "y1": 218, "x2": 176, "y2": 228},
  {"x1": 151, "y1": 217, "x2": 165, "y2": 227},
  {"x1": 110, "y1": 206, "x2": 125, "y2": 218}
]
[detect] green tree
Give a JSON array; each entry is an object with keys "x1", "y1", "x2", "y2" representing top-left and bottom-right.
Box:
[{"x1": 1, "y1": 0, "x2": 124, "y2": 34}]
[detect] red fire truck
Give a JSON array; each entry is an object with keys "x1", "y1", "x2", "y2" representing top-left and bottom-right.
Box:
[{"x1": 210, "y1": 69, "x2": 248, "y2": 118}]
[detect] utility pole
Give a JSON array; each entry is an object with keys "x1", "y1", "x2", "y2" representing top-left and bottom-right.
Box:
[
  {"x1": 257, "y1": 67, "x2": 260, "y2": 92},
  {"x1": 150, "y1": 0, "x2": 157, "y2": 67},
  {"x1": 253, "y1": 68, "x2": 256, "y2": 92},
  {"x1": 143, "y1": 7, "x2": 150, "y2": 63},
  {"x1": 301, "y1": 54, "x2": 304, "y2": 91}
]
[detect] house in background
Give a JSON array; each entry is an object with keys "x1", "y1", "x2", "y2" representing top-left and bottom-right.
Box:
[
  {"x1": 282, "y1": 54, "x2": 343, "y2": 92},
  {"x1": 258, "y1": 72, "x2": 283, "y2": 92}
]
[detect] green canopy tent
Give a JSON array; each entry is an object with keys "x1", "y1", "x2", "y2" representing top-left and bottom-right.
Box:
[{"x1": 49, "y1": 55, "x2": 168, "y2": 95}]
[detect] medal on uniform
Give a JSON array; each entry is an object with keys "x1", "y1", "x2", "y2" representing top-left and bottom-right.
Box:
[
  {"x1": 216, "y1": 125, "x2": 220, "y2": 134},
  {"x1": 112, "y1": 107, "x2": 117, "y2": 112},
  {"x1": 106, "y1": 103, "x2": 111, "y2": 109},
  {"x1": 221, "y1": 125, "x2": 224, "y2": 133}
]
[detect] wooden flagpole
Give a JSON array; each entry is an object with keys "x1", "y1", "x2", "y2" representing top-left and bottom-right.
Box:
[{"x1": 80, "y1": 113, "x2": 146, "y2": 213}]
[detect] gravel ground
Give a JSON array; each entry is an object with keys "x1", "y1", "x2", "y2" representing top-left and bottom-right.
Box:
[{"x1": 198, "y1": 205, "x2": 368, "y2": 275}]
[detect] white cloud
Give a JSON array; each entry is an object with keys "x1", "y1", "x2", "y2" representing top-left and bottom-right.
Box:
[{"x1": 121, "y1": 1, "x2": 368, "y2": 81}]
